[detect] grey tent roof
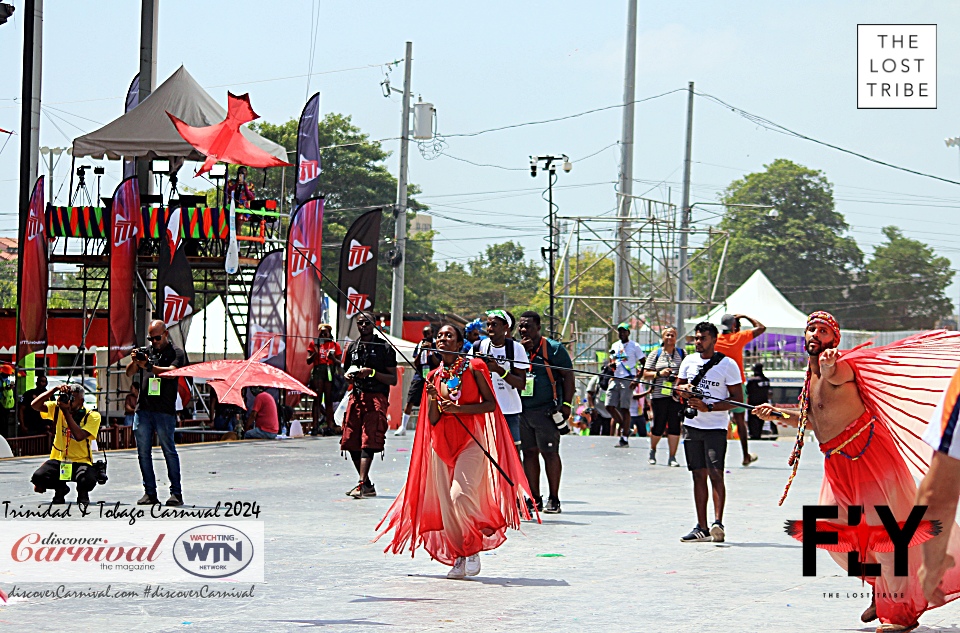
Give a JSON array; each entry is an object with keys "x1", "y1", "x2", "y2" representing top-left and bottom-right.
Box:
[{"x1": 72, "y1": 66, "x2": 288, "y2": 163}]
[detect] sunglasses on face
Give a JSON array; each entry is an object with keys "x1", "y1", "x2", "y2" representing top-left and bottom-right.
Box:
[{"x1": 148, "y1": 335, "x2": 164, "y2": 342}]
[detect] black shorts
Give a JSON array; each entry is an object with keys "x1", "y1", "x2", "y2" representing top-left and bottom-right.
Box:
[
  {"x1": 682, "y1": 425, "x2": 727, "y2": 471},
  {"x1": 650, "y1": 398, "x2": 683, "y2": 436},
  {"x1": 519, "y1": 406, "x2": 561, "y2": 454},
  {"x1": 406, "y1": 374, "x2": 426, "y2": 407}
]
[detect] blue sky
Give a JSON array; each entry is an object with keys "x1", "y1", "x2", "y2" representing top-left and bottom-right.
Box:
[{"x1": 2, "y1": 1, "x2": 960, "y2": 312}]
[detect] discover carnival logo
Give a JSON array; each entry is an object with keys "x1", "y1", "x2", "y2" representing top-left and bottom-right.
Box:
[
  {"x1": 173, "y1": 524, "x2": 255, "y2": 579},
  {"x1": 0, "y1": 521, "x2": 263, "y2": 582}
]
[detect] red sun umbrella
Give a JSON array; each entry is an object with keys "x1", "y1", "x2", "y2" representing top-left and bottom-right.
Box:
[
  {"x1": 163, "y1": 358, "x2": 315, "y2": 409},
  {"x1": 167, "y1": 92, "x2": 292, "y2": 177}
]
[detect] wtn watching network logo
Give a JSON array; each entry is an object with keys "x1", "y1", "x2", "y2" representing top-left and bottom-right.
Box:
[{"x1": 173, "y1": 524, "x2": 256, "y2": 579}]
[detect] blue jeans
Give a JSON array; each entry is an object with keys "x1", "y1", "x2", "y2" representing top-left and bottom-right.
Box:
[
  {"x1": 123, "y1": 413, "x2": 136, "y2": 427},
  {"x1": 244, "y1": 427, "x2": 277, "y2": 440},
  {"x1": 503, "y1": 413, "x2": 521, "y2": 444},
  {"x1": 134, "y1": 410, "x2": 182, "y2": 497}
]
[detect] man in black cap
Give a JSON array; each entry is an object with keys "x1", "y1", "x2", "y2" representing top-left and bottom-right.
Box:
[{"x1": 715, "y1": 313, "x2": 765, "y2": 465}]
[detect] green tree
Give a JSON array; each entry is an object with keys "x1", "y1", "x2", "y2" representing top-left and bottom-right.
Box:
[
  {"x1": 691, "y1": 159, "x2": 864, "y2": 321},
  {"x1": 237, "y1": 114, "x2": 436, "y2": 312},
  {"x1": 431, "y1": 241, "x2": 544, "y2": 319},
  {"x1": 860, "y1": 226, "x2": 954, "y2": 330}
]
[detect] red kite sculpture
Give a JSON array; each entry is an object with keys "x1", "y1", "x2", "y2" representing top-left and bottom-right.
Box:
[{"x1": 167, "y1": 92, "x2": 291, "y2": 176}]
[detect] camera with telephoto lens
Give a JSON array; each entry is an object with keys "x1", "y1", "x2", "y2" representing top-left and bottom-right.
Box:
[
  {"x1": 133, "y1": 346, "x2": 152, "y2": 362},
  {"x1": 682, "y1": 385, "x2": 706, "y2": 420},
  {"x1": 551, "y1": 404, "x2": 571, "y2": 435}
]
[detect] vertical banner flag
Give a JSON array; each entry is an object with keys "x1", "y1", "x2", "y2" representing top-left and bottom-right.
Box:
[
  {"x1": 336, "y1": 209, "x2": 382, "y2": 343},
  {"x1": 108, "y1": 177, "x2": 141, "y2": 365},
  {"x1": 295, "y1": 92, "x2": 321, "y2": 206},
  {"x1": 247, "y1": 249, "x2": 286, "y2": 369},
  {"x1": 122, "y1": 74, "x2": 140, "y2": 180},
  {"x1": 17, "y1": 177, "x2": 47, "y2": 361},
  {"x1": 157, "y1": 207, "x2": 195, "y2": 334},
  {"x1": 285, "y1": 197, "x2": 324, "y2": 385}
]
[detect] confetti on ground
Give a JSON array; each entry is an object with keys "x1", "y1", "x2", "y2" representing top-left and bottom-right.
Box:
[
  {"x1": 397, "y1": 448, "x2": 410, "y2": 452},
  {"x1": 665, "y1": 571, "x2": 677, "y2": 574},
  {"x1": 536, "y1": 553, "x2": 564, "y2": 557},
  {"x1": 615, "y1": 530, "x2": 639, "y2": 534}
]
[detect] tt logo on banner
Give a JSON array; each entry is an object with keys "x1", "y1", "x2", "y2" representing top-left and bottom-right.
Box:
[
  {"x1": 345, "y1": 287, "x2": 371, "y2": 319},
  {"x1": 787, "y1": 505, "x2": 941, "y2": 577},
  {"x1": 113, "y1": 217, "x2": 138, "y2": 247},
  {"x1": 347, "y1": 239, "x2": 372, "y2": 271},
  {"x1": 289, "y1": 239, "x2": 317, "y2": 278},
  {"x1": 26, "y1": 211, "x2": 43, "y2": 241},
  {"x1": 163, "y1": 287, "x2": 193, "y2": 326},
  {"x1": 298, "y1": 155, "x2": 319, "y2": 184}
]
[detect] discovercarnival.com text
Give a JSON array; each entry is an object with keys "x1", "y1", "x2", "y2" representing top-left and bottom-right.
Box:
[{"x1": 5, "y1": 584, "x2": 257, "y2": 600}]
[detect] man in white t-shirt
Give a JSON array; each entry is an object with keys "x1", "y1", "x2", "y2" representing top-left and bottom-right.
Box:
[
  {"x1": 607, "y1": 323, "x2": 644, "y2": 448},
  {"x1": 675, "y1": 321, "x2": 743, "y2": 544},
  {"x1": 472, "y1": 310, "x2": 529, "y2": 449}
]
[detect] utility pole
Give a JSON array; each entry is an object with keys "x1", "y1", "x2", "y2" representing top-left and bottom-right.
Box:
[
  {"x1": 674, "y1": 81, "x2": 695, "y2": 333},
  {"x1": 135, "y1": 0, "x2": 158, "y2": 348},
  {"x1": 389, "y1": 41, "x2": 413, "y2": 338},
  {"x1": 612, "y1": 0, "x2": 638, "y2": 326},
  {"x1": 18, "y1": 0, "x2": 42, "y2": 216}
]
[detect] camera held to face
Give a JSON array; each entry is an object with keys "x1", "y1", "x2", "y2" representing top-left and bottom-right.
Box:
[{"x1": 133, "y1": 346, "x2": 153, "y2": 362}]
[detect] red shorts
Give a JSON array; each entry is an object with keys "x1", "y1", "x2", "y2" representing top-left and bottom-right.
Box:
[{"x1": 340, "y1": 391, "x2": 389, "y2": 452}]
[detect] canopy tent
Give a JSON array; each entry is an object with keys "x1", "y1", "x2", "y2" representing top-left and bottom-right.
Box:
[
  {"x1": 685, "y1": 269, "x2": 809, "y2": 334},
  {"x1": 184, "y1": 297, "x2": 245, "y2": 360},
  {"x1": 72, "y1": 66, "x2": 288, "y2": 162}
]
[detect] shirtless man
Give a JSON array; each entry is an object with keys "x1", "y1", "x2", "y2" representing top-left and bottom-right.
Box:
[{"x1": 754, "y1": 311, "x2": 931, "y2": 633}]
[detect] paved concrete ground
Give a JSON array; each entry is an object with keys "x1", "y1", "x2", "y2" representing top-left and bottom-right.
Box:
[{"x1": 2, "y1": 432, "x2": 960, "y2": 633}]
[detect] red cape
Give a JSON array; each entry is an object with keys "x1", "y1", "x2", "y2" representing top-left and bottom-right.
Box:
[{"x1": 376, "y1": 359, "x2": 536, "y2": 563}]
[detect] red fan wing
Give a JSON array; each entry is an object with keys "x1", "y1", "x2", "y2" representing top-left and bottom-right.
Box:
[
  {"x1": 871, "y1": 520, "x2": 944, "y2": 553},
  {"x1": 784, "y1": 520, "x2": 859, "y2": 552}
]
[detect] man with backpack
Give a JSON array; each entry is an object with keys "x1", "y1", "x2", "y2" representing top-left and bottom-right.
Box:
[
  {"x1": 642, "y1": 326, "x2": 686, "y2": 467},
  {"x1": 471, "y1": 310, "x2": 528, "y2": 449},
  {"x1": 585, "y1": 356, "x2": 615, "y2": 436},
  {"x1": 517, "y1": 311, "x2": 575, "y2": 514}
]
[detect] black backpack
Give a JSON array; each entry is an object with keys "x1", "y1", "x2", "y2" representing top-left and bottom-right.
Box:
[{"x1": 473, "y1": 338, "x2": 519, "y2": 390}]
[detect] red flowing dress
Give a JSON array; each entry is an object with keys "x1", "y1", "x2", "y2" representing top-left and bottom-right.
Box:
[
  {"x1": 376, "y1": 358, "x2": 534, "y2": 565},
  {"x1": 804, "y1": 331, "x2": 960, "y2": 626}
]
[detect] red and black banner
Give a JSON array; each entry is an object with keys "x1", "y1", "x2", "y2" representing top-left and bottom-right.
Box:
[
  {"x1": 296, "y1": 92, "x2": 321, "y2": 206},
  {"x1": 108, "y1": 177, "x2": 141, "y2": 365},
  {"x1": 17, "y1": 176, "x2": 47, "y2": 361},
  {"x1": 336, "y1": 208, "x2": 382, "y2": 343},
  {"x1": 285, "y1": 197, "x2": 324, "y2": 385},
  {"x1": 157, "y1": 206, "x2": 195, "y2": 329},
  {"x1": 248, "y1": 249, "x2": 286, "y2": 369}
]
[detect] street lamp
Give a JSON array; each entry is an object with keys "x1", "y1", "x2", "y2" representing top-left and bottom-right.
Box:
[{"x1": 532, "y1": 154, "x2": 571, "y2": 339}]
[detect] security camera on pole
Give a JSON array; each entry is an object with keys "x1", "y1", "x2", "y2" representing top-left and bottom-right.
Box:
[{"x1": 531, "y1": 154, "x2": 572, "y2": 340}]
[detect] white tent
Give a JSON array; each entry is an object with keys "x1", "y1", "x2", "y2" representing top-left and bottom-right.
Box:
[
  {"x1": 184, "y1": 297, "x2": 245, "y2": 360},
  {"x1": 685, "y1": 269, "x2": 808, "y2": 334}
]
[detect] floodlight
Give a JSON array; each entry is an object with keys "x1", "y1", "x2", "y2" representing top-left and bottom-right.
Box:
[
  {"x1": 209, "y1": 163, "x2": 227, "y2": 178},
  {"x1": 151, "y1": 159, "x2": 170, "y2": 173}
]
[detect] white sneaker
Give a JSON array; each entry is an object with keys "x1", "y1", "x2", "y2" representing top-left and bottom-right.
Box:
[
  {"x1": 393, "y1": 426, "x2": 407, "y2": 436},
  {"x1": 447, "y1": 557, "x2": 466, "y2": 579},
  {"x1": 465, "y1": 554, "x2": 481, "y2": 576}
]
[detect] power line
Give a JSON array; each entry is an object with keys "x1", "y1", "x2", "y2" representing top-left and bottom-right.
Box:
[
  {"x1": 696, "y1": 90, "x2": 960, "y2": 188},
  {"x1": 443, "y1": 89, "x2": 685, "y2": 138}
]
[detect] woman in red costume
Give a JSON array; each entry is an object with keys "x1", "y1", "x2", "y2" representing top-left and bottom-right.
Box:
[
  {"x1": 376, "y1": 324, "x2": 533, "y2": 579},
  {"x1": 756, "y1": 312, "x2": 960, "y2": 632}
]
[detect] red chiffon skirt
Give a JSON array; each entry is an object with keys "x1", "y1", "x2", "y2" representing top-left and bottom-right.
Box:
[{"x1": 819, "y1": 410, "x2": 960, "y2": 625}]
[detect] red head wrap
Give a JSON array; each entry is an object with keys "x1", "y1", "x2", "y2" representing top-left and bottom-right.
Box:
[{"x1": 806, "y1": 311, "x2": 840, "y2": 346}]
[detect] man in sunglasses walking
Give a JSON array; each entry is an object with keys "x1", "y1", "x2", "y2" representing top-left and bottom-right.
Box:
[{"x1": 126, "y1": 320, "x2": 187, "y2": 507}]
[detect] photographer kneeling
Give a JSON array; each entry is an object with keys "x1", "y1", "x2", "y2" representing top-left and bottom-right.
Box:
[
  {"x1": 674, "y1": 321, "x2": 743, "y2": 544},
  {"x1": 30, "y1": 384, "x2": 102, "y2": 505}
]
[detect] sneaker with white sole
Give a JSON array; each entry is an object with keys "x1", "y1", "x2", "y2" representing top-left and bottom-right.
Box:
[
  {"x1": 465, "y1": 554, "x2": 481, "y2": 576},
  {"x1": 668, "y1": 456, "x2": 680, "y2": 467},
  {"x1": 393, "y1": 427, "x2": 407, "y2": 436},
  {"x1": 710, "y1": 521, "x2": 725, "y2": 543},
  {"x1": 680, "y1": 525, "x2": 712, "y2": 543},
  {"x1": 447, "y1": 557, "x2": 466, "y2": 579},
  {"x1": 648, "y1": 449, "x2": 656, "y2": 465}
]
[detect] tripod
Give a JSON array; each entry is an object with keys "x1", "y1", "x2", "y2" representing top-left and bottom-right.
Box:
[{"x1": 70, "y1": 166, "x2": 94, "y2": 206}]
